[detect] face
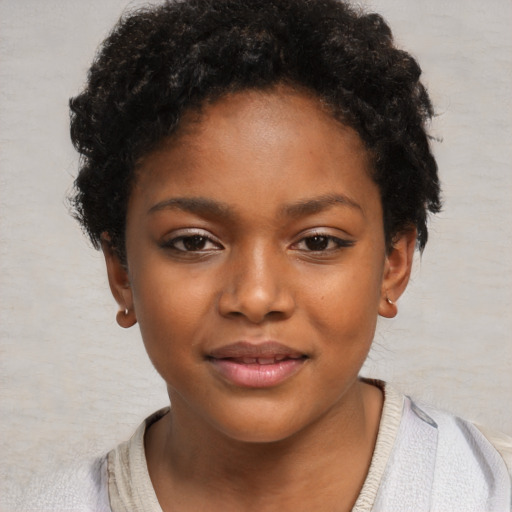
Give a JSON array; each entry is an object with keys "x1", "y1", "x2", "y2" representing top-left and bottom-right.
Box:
[{"x1": 105, "y1": 88, "x2": 413, "y2": 443}]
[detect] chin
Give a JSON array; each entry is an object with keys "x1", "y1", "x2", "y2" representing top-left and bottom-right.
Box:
[{"x1": 208, "y1": 403, "x2": 314, "y2": 445}]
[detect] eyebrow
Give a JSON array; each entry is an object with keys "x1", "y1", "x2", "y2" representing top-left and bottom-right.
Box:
[
  {"x1": 148, "y1": 197, "x2": 233, "y2": 218},
  {"x1": 281, "y1": 193, "x2": 364, "y2": 218}
]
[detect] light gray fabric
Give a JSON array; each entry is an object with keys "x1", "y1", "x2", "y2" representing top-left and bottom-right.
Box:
[
  {"x1": 14, "y1": 455, "x2": 110, "y2": 511},
  {"x1": 373, "y1": 398, "x2": 439, "y2": 511},
  {"x1": 427, "y1": 405, "x2": 512, "y2": 511},
  {"x1": 374, "y1": 397, "x2": 512, "y2": 511}
]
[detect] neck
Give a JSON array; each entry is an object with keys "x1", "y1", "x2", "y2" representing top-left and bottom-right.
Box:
[{"x1": 145, "y1": 380, "x2": 383, "y2": 512}]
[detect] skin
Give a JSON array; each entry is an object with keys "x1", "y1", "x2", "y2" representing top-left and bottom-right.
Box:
[{"x1": 103, "y1": 87, "x2": 416, "y2": 511}]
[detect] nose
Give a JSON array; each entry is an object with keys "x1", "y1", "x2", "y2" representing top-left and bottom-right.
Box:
[{"x1": 217, "y1": 243, "x2": 295, "y2": 324}]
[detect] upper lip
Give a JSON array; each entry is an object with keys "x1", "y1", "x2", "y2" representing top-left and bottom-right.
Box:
[{"x1": 207, "y1": 341, "x2": 306, "y2": 359}]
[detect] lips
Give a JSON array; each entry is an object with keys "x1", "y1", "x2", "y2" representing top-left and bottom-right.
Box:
[
  {"x1": 229, "y1": 355, "x2": 299, "y2": 364},
  {"x1": 207, "y1": 341, "x2": 308, "y2": 388}
]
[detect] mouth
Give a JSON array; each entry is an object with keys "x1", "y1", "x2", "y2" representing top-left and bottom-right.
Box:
[{"x1": 207, "y1": 341, "x2": 308, "y2": 388}]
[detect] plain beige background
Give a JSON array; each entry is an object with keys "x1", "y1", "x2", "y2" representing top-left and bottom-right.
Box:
[{"x1": 1, "y1": 0, "x2": 511, "y2": 503}]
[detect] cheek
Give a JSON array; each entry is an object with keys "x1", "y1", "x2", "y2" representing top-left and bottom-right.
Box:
[
  {"x1": 130, "y1": 268, "x2": 217, "y2": 365},
  {"x1": 305, "y1": 254, "x2": 383, "y2": 324},
  {"x1": 304, "y1": 254, "x2": 384, "y2": 366}
]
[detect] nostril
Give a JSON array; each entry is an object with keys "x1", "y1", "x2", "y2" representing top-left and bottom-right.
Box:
[{"x1": 217, "y1": 265, "x2": 295, "y2": 322}]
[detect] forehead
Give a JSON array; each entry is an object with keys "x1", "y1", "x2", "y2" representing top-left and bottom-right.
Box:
[
  {"x1": 170, "y1": 87, "x2": 364, "y2": 160},
  {"x1": 131, "y1": 87, "x2": 380, "y2": 222}
]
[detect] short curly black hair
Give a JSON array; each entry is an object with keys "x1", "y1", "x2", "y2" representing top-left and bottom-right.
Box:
[{"x1": 70, "y1": 0, "x2": 441, "y2": 262}]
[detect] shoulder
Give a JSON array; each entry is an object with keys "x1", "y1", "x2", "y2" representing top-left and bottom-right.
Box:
[
  {"x1": 421, "y1": 402, "x2": 512, "y2": 506},
  {"x1": 421, "y1": 400, "x2": 512, "y2": 475},
  {"x1": 470, "y1": 421, "x2": 512, "y2": 475},
  {"x1": 413, "y1": 398, "x2": 511, "y2": 511},
  {"x1": 14, "y1": 455, "x2": 110, "y2": 512},
  {"x1": 373, "y1": 385, "x2": 511, "y2": 511}
]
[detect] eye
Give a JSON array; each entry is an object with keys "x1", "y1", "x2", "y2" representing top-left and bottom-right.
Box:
[
  {"x1": 161, "y1": 232, "x2": 223, "y2": 252},
  {"x1": 294, "y1": 234, "x2": 354, "y2": 252}
]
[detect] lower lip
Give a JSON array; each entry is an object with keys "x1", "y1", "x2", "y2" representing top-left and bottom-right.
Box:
[{"x1": 208, "y1": 358, "x2": 306, "y2": 388}]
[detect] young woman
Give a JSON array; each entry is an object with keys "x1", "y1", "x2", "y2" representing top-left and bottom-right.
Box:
[{"x1": 20, "y1": 0, "x2": 511, "y2": 510}]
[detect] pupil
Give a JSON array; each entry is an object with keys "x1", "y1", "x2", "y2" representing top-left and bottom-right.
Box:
[
  {"x1": 306, "y1": 236, "x2": 328, "y2": 250},
  {"x1": 184, "y1": 236, "x2": 206, "y2": 251}
]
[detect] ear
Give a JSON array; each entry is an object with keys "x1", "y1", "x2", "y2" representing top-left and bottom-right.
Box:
[
  {"x1": 101, "y1": 233, "x2": 137, "y2": 328},
  {"x1": 378, "y1": 228, "x2": 416, "y2": 319}
]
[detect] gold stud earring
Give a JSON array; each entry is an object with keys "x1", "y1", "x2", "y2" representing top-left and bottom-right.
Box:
[{"x1": 386, "y1": 297, "x2": 394, "y2": 305}]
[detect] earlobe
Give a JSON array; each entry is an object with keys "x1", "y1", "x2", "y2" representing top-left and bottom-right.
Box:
[
  {"x1": 378, "y1": 229, "x2": 416, "y2": 319},
  {"x1": 101, "y1": 233, "x2": 137, "y2": 328},
  {"x1": 116, "y1": 307, "x2": 137, "y2": 328}
]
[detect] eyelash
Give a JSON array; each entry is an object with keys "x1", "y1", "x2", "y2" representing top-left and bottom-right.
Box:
[
  {"x1": 160, "y1": 231, "x2": 223, "y2": 253},
  {"x1": 161, "y1": 231, "x2": 354, "y2": 254},
  {"x1": 292, "y1": 233, "x2": 355, "y2": 253}
]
